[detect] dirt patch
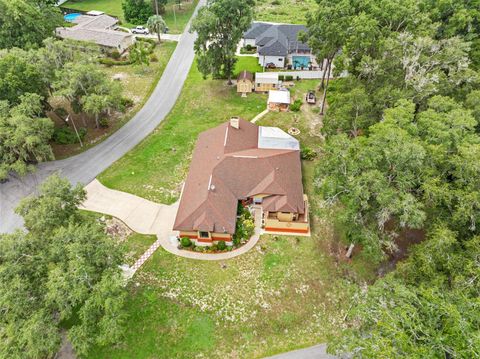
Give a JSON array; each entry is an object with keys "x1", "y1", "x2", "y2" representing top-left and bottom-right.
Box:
[{"x1": 104, "y1": 217, "x2": 133, "y2": 242}]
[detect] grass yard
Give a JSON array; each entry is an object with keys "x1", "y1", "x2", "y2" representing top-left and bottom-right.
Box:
[
  {"x1": 234, "y1": 56, "x2": 263, "y2": 76},
  {"x1": 52, "y1": 41, "x2": 177, "y2": 159},
  {"x1": 89, "y1": 233, "x2": 354, "y2": 359},
  {"x1": 62, "y1": 0, "x2": 198, "y2": 33},
  {"x1": 98, "y1": 62, "x2": 268, "y2": 204},
  {"x1": 254, "y1": 0, "x2": 316, "y2": 25}
]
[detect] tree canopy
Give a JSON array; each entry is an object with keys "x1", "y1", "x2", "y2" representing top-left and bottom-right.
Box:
[
  {"x1": 0, "y1": 0, "x2": 62, "y2": 49},
  {"x1": 0, "y1": 94, "x2": 54, "y2": 180},
  {"x1": 191, "y1": 0, "x2": 254, "y2": 84},
  {"x1": 306, "y1": 0, "x2": 480, "y2": 356},
  {"x1": 122, "y1": 0, "x2": 156, "y2": 24},
  {"x1": 0, "y1": 175, "x2": 126, "y2": 358}
]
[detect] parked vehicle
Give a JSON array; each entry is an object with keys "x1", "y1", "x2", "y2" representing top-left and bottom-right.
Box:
[
  {"x1": 306, "y1": 90, "x2": 316, "y2": 104},
  {"x1": 132, "y1": 26, "x2": 149, "y2": 34},
  {"x1": 265, "y1": 62, "x2": 276, "y2": 69}
]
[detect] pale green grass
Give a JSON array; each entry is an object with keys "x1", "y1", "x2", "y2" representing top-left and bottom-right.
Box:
[
  {"x1": 98, "y1": 62, "x2": 268, "y2": 204},
  {"x1": 89, "y1": 234, "x2": 354, "y2": 359},
  {"x1": 255, "y1": 0, "x2": 316, "y2": 25}
]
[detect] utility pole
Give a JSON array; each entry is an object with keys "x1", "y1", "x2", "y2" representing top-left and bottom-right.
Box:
[
  {"x1": 173, "y1": 2, "x2": 177, "y2": 29},
  {"x1": 66, "y1": 115, "x2": 83, "y2": 147}
]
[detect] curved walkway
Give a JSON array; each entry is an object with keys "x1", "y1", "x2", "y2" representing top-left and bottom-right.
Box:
[
  {"x1": 0, "y1": 0, "x2": 206, "y2": 234},
  {"x1": 81, "y1": 180, "x2": 262, "y2": 276}
]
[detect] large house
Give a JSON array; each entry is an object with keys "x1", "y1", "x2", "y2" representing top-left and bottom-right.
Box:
[
  {"x1": 56, "y1": 13, "x2": 134, "y2": 53},
  {"x1": 173, "y1": 118, "x2": 309, "y2": 245},
  {"x1": 243, "y1": 22, "x2": 314, "y2": 69}
]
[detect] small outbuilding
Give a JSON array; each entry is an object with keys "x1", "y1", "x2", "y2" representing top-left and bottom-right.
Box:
[
  {"x1": 268, "y1": 90, "x2": 291, "y2": 111},
  {"x1": 237, "y1": 71, "x2": 254, "y2": 96},
  {"x1": 255, "y1": 72, "x2": 279, "y2": 92}
]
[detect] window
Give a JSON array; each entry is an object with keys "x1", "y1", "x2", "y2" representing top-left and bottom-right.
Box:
[
  {"x1": 199, "y1": 231, "x2": 210, "y2": 239},
  {"x1": 272, "y1": 84, "x2": 276, "y2": 88},
  {"x1": 257, "y1": 83, "x2": 261, "y2": 87},
  {"x1": 278, "y1": 58, "x2": 283, "y2": 61}
]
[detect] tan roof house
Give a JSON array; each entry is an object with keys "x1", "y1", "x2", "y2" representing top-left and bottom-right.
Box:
[
  {"x1": 255, "y1": 72, "x2": 279, "y2": 92},
  {"x1": 173, "y1": 118, "x2": 309, "y2": 245},
  {"x1": 268, "y1": 89, "x2": 291, "y2": 111},
  {"x1": 237, "y1": 71, "x2": 254, "y2": 96},
  {"x1": 56, "y1": 14, "x2": 134, "y2": 53}
]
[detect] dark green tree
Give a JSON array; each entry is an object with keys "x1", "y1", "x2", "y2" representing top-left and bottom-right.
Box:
[
  {"x1": 0, "y1": 175, "x2": 127, "y2": 357},
  {"x1": 0, "y1": 94, "x2": 54, "y2": 180},
  {"x1": 0, "y1": 0, "x2": 62, "y2": 49},
  {"x1": 191, "y1": 0, "x2": 254, "y2": 84},
  {"x1": 122, "y1": 0, "x2": 157, "y2": 24}
]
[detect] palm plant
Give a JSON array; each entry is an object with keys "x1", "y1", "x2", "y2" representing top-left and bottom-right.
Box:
[{"x1": 147, "y1": 15, "x2": 167, "y2": 43}]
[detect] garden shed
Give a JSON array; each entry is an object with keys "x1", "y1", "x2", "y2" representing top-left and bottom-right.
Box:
[
  {"x1": 237, "y1": 71, "x2": 254, "y2": 95},
  {"x1": 255, "y1": 72, "x2": 279, "y2": 92},
  {"x1": 268, "y1": 90, "x2": 291, "y2": 111}
]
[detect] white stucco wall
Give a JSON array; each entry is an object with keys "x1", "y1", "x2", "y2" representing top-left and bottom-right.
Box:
[
  {"x1": 258, "y1": 55, "x2": 285, "y2": 68},
  {"x1": 243, "y1": 38, "x2": 256, "y2": 47}
]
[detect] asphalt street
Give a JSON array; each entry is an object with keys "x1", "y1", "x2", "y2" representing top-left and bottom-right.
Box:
[{"x1": 0, "y1": 0, "x2": 205, "y2": 233}]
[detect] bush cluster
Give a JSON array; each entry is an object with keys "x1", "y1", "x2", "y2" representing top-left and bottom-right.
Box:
[
  {"x1": 301, "y1": 147, "x2": 318, "y2": 160},
  {"x1": 180, "y1": 237, "x2": 192, "y2": 247},
  {"x1": 290, "y1": 99, "x2": 302, "y2": 112},
  {"x1": 52, "y1": 126, "x2": 87, "y2": 145}
]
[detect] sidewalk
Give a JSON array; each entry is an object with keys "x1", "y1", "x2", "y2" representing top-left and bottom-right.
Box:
[{"x1": 81, "y1": 180, "x2": 263, "y2": 277}]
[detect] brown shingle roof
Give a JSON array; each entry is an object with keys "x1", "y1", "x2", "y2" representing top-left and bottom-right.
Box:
[
  {"x1": 173, "y1": 119, "x2": 305, "y2": 234},
  {"x1": 237, "y1": 70, "x2": 253, "y2": 82}
]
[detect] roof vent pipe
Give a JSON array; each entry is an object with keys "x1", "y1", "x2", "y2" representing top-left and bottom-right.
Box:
[{"x1": 230, "y1": 117, "x2": 240, "y2": 129}]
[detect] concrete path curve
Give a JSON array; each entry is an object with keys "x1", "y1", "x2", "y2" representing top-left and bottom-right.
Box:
[
  {"x1": 80, "y1": 180, "x2": 262, "y2": 276},
  {"x1": 0, "y1": 0, "x2": 206, "y2": 234}
]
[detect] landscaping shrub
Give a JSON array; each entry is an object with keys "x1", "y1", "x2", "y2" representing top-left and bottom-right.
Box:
[
  {"x1": 109, "y1": 50, "x2": 121, "y2": 60},
  {"x1": 301, "y1": 147, "x2": 318, "y2": 160},
  {"x1": 120, "y1": 97, "x2": 134, "y2": 111},
  {"x1": 245, "y1": 44, "x2": 252, "y2": 51},
  {"x1": 271, "y1": 0, "x2": 280, "y2": 4},
  {"x1": 217, "y1": 240, "x2": 226, "y2": 250},
  {"x1": 285, "y1": 75, "x2": 293, "y2": 81},
  {"x1": 278, "y1": 75, "x2": 285, "y2": 81},
  {"x1": 99, "y1": 58, "x2": 133, "y2": 66},
  {"x1": 296, "y1": 76, "x2": 300, "y2": 81},
  {"x1": 180, "y1": 237, "x2": 192, "y2": 247},
  {"x1": 52, "y1": 126, "x2": 86, "y2": 145},
  {"x1": 290, "y1": 99, "x2": 302, "y2": 112},
  {"x1": 233, "y1": 205, "x2": 255, "y2": 245},
  {"x1": 150, "y1": 54, "x2": 158, "y2": 62},
  {"x1": 99, "y1": 118, "x2": 109, "y2": 128}
]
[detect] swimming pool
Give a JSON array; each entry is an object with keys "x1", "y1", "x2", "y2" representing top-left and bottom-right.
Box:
[
  {"x1": 64, "y1": 13, "x2": 81, "y2": 22},
  {"x1": 292, "y1": 56, "x2": 311, "y2": 69}
]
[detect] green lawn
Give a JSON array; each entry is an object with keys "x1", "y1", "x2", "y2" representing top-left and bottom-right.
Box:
[
  {"x1": 254, "y1": 0, "x2": 316, "y2": 24},
  {"x1": 62, "y1": 0, "x2": 198, "y2": 33},
  {"x1": 89, "y1": 233, "x2": 354, "y2": 359},
  {"x1": 98, "y1": 62, "x2": 268, "y2": 204},
  {"x1": 234, "y1": 56, "x2": 263, "y2": 76}
]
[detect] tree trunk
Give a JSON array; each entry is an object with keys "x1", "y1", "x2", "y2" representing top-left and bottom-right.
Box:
[
  {"x1": 346, "y1": 243, "x2": 355, "y2": 258},
  {"x1": 154, "y1": 0, "x2": 159, "y2": 15},
  {"x1": 95, "y1": 113, "x2": 99, "y2": 128},
  {"x1": 157, "y1": 31, "x2": 161, "y2": 43},
  {"x1": 320, "y1": 58, "x2": 332, "y2": 115},
  {"x1": 227, "y1": 74, "x2": 232, "y2": 86},
  {"x1": 319, "y1": 58, "x2": 327, "y2": 90}
]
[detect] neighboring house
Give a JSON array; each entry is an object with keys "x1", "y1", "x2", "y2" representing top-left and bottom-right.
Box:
[
  {"x1": 268, "y1": 90, "x2": 291, "y2": 112},
  {"x1": 173, "y1": 118, "x2": 310, "y2": 245},
  {"x1": 243, "y1": 22, "x2": 314, "y2": 69},
  {"x1": 56, "y1": 14, "x2": 134, "y2": 53},
  {"x1": 237, "y1": 71, "x2": 254, "y2": 95},
  {"x1": 255, "y1": 72, "x2": 279, "y2": 92}
]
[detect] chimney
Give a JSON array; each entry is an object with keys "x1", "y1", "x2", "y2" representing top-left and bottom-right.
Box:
[{"x1": 230, "y1": 117, "x2": 240, "y2": 129}]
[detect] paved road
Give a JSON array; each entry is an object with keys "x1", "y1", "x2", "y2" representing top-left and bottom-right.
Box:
[
  {"x1": 0, "y1": 0, "x2": 205, "y2": 233},
  {"x1": 264, "y1": 344, "x2": 338, "y2": 359}
]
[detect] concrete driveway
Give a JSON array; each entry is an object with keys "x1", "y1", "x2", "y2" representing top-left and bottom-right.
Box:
[{"x1": 0, "y1": 0, "x2": 205, "y2": 233}]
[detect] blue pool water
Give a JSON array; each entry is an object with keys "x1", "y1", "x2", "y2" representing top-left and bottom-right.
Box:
[
  {"x1": 292, "y1": 56, "x2": 310, "y2": 69},
  {"x1": 64, "y1": 13, "x2": 81, "y2": 22}
]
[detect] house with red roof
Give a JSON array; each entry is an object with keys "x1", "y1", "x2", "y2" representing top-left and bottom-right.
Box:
[{"x1": 173, "y1": 117, "x2": 309, "y2": 245}]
